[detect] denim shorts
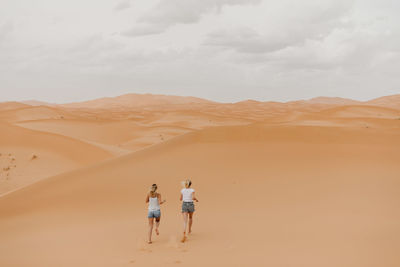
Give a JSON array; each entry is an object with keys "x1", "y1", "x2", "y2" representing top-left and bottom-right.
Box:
[
  {"x1": 148, "y1": 209, "x2": 161, "y2": 218},
  {"x1": 182, "y1": 202, "x2": 195, "y2": 213}
]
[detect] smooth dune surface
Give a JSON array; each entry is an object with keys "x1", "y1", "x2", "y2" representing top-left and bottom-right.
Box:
[
  {"x1": 0, "y1": 101, "x2": 31, "y2": 111},
  {"x1": 0, "y1": 94, "x2": 399, "y2": 267},
  {"x1": 0, "y1": 122, "x2": 113, "y2": 195}
]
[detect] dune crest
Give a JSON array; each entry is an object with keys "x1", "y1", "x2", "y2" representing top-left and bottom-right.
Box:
[
  {"x1": 0, "y1": 101, "x2": 31, "y2": 111},
  {"x1": 366, "y1": 94, "x2": 400, "y2": 108},
  {"x1": 61, "y1": 93, "x2": 215, "y2": 109},
  {"x1": 0, "y1": 122, "x2": 113, "y2": 194}
]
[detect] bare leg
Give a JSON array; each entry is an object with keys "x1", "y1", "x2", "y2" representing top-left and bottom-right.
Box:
[
  {"x1": 188, "y1": 212, "x2": 194, "y2": 234},
  {"x1": 148, "y1": 218, "x2": 154, "y2": 244},
  {"x1": 181, "y1": 212, "x2": 188, "y2": 242},
  {"x1": 155, "y1": 216, "x2": 161, "y2": 235}
]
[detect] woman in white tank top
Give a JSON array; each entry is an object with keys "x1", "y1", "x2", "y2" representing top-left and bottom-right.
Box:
[
  {"x1": 145, "y1": 184, "x2": 166, "y2": 244},
  {"x1": 180, "y1": 179, "x2": 199, "y2": 243}
]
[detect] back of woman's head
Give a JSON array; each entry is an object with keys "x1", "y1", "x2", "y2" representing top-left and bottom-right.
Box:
[
  {"x1": 150, "y1": 184, "x2": 157, "y2": 196},
  {"x1": 184, "y1": 179, "x2": 192, "y2": 188}
]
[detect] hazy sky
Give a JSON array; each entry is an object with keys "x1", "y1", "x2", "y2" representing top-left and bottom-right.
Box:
[{"x1": 0, "y1": 0, "x2": 399, "y2": 103}]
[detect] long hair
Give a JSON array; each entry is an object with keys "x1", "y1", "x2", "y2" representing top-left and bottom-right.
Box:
[
  {"x1": 150, "y1": 184, "x2": 157, "y2": 197},
  {"x1": 184, "y1": 179, "x2": 192, "y2": 188}
]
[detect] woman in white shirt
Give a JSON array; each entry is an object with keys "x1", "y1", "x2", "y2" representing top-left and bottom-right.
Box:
[
  {"x1": 145, "y1": 184, "x2": 165, "y2": 244},
  {"x1": 180, "y1": 179, "x2": 199, "y2": 242}
]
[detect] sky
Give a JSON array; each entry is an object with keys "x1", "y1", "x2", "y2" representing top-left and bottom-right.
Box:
[{"x1": 0, "y1": 0, "x2": 399, "y2": 103}]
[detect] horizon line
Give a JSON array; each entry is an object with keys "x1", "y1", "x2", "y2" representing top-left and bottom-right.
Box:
[{"x1": 2, "y1": 92, "x2": 399, "y2": 106}]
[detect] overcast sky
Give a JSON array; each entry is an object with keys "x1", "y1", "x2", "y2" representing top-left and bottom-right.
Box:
[{"x1": 0, "y1": 0, "x2": 399, "y2": 103}]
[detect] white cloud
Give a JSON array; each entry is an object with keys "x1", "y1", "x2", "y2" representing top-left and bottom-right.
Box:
[
  {"x1": 123, "y1": 24, "x2": 165, "y2": 36},
  {"x1": 204, "y1": 0, "x2": 354, "y2": 54},
  {"x1": 114, "y1": 0, "x2": 131, "y2": 11},
  {"x1": 123, "y1": 0, "x2": 261, "y2": 37},
  {"x1": 1, "y1": 0, "x2": 400, "y2": 103},
  {"x1": 205, "y1": 27, "x2": 296, "y2": 54},
  {"x1": 0, "y1": 21, "x2": 13, "y2": 43}
]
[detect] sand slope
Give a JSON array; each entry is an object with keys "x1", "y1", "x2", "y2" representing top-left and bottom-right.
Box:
[
  {"x1": 0, "y1": 101, "x2": 31, "y2": 111},
  {"x1": 0, "y1": 105, "x2": 80, "y2": 123},
  {"x1": 366, "y1": 94, "x2": 400, "y2": 109},
  {"x1": 322, "y1": 105, "x2": 400, "y2": 119},
  {"x1": 14, "y1": 107, "x2": 252, "y2": 152},
  {"x1": 0, "y1": 122, "x2": 113, "y2": 194},
  {"x1": 0, "y1": 124, "x2": 399, "y2": 267}
]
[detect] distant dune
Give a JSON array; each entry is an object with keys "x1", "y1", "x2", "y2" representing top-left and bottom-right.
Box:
[
  {"x1": 0, "y1": 93, "x2": 400, "y2": 267},
  {"x1": 61, "y1": 93, "x2": 215, "y2": 109},
  {"x1": 0, "y1": 101, "x2": 31, "y2": 111},
  {"x1": 20, "y1": 100, "x2": 56, "y2": 106},
  {"x1": 366, "y1": 94, "x2": 400, "y2": 109},
  {"x1": 321, "y1": 105, "x2": 400, "y2": 119},
  {"x1": 296, "y1": 96, "x2": 361, "y2": 105},
  {"x1": 0, "y1": 105, "x2": 78, "y2": 123}
]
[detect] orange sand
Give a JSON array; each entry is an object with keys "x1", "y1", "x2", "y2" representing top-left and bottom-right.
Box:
[{"x1": 0, "y1": 94, "x2": 399, "y2": 267}]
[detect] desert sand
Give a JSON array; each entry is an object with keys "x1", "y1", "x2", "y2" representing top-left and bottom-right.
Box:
[{"x1": 0, "y1": 94, "x2": 400, "y2": 267}]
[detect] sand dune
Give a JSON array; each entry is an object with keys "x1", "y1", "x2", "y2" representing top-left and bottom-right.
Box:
[
  {"x1": 321, "y1": 105, "x2": 400, "y2": 119},
  {"x1": 272, "y1": 104, "x2": 400, "y2": 127},
  {"x1": 0, "y1": 101, "x2": 31, "y2": 111},
  {"x1": 14, "y1": 106, "x2": 252, "y2": 153},
  {"x1": 16, "y1": 120, "x2": 142, "y2": 147},
  {"x1": 0, "y1": 123, "x2": 399, "y2": 266},
  {"x1": 1, "y1": 94, "x2": 400, "y2": 267},
  {"x1": 15, "y1": 116, "x2": 247, "y2": 152},
  {"x1": 20, "y1": 100, "x2": 56, "y2": 106},
  {"x1": 0, "y1": 105, "x2": 79, "y2": 123},
  {"x1": 61, "y1": 93, "x2": 215, "y2": 109},
  {"x1": 366, "y1": 94, "x2": 400, "y2": 109},
  {"x1": 0, "y1": 122, "x2": 113, "y2": 194},
  {"x1": 294, "y1": 96, "x2": 361, "y2": 105},
  {"x1": 17, "y1": 119, "x2": 193, "y2": 152}
]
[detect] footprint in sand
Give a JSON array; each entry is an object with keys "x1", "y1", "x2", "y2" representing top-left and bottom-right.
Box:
[
  {"x1": 166, "y1": 235, "x2": 179, "y2": 248},
  {"x1": 136, "y1": 238, "x2": 152, "y2": 252}
]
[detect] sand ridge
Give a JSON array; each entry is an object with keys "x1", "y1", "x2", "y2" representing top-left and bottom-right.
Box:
[{"x1": 0, "y1": 122, "x2": 113, "y2": 194}]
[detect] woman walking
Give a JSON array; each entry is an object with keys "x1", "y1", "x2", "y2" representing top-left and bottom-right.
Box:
[
  {"x1": 145, "y1": 184, "x2": 165, "y2": 244},
  {"x1": 180, "y1": 179, "x2": 199, "y2": 242}
]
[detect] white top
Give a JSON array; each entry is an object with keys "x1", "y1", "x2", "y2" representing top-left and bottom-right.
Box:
[
  {"x1": 148, "y1": 196, "x2": 160, "y2": 211},
  {"x1": 181, "y1": 188, "x2": 195, "y2": 202}
]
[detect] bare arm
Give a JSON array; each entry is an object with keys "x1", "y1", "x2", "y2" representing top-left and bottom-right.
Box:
[
  {"x1": 145, "y1": 193, "x2": 149, "y2": 203},
  {"x1": 180, "y1": 192, "x2": 182, "y2": 201},
  {"x1": 158, "y1": 193, "x2": 166, "y2": 205},
  {"x1": 192, "y1": 192, "x2": 199, "y2": 202}
]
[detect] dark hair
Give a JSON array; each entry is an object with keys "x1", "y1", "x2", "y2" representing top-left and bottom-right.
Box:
[{"x1": 150, "y1": 184, "x2": 157, "y2": 195}]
